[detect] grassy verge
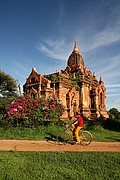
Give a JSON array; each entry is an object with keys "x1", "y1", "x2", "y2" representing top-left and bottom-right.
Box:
[
  {"x1": 0, "y1": 152, "x2": 119, "y2": 180},
  {"x1": 90, "y1": 125, "x2": 120, "y2": 142},
  {"x1": 0, "y1": 122, "x2": 120, "y2": 142}
]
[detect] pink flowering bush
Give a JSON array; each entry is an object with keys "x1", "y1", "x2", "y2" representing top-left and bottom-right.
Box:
[{"x1": 2, "y1": 96, "x2": 64, "y2": 127}]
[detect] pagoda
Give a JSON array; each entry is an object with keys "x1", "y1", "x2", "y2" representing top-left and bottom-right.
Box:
[{"x1": 23, "y1": 42, "x2": 109, "y2": 119}]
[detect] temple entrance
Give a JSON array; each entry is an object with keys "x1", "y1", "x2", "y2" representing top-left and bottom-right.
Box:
[
  {"x1": 66, "y1": 87, "x2": 77, "y2": 119},
  {"x1": 90, "y1": 89, "x2": 96, "y2": 116}
]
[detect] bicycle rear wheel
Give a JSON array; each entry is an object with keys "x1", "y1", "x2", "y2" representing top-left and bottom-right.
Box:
[
  {"x1": 56, "y1": 130, "x2": 71, "y2": 145},
  {"x1": 79, "y1": 131, "x2": 92, "y2": 146}
]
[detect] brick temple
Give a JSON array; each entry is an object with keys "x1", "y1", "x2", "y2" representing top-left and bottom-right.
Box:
[{"x1": 23, "y1": 42, "x2": 109, "y2": 119}]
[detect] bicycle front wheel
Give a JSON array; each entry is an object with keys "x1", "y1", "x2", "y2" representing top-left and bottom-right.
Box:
[
  {"x1": 79, "y1": 131, "x2": 92, "y2": 146},
  {"x1": 57, "y1": 130, "x2": 71, "y2": 145}
]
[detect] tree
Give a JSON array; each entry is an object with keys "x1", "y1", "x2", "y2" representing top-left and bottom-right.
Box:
[
  {"x1": 0, "y1": 70, "x2": 18, "y2": 97},
  {"x1": 109, "y1": 108, "x2": 120, "y2": 120}
]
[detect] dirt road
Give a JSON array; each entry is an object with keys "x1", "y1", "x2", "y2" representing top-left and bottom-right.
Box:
[{"x1": 0, "y1": 140, "x2": 120, "y2": 152}]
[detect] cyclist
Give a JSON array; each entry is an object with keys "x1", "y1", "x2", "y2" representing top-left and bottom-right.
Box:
[{"x1": 66, "y1": 112, "x2": 83, "y2": 144}]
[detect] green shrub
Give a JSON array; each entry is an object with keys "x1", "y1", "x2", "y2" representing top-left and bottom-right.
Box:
[
  {"x1": 0, "y1": 97, "x2": 15, "y2": 114},
  {"x1": 84, "y1": 115, "x2": 120, "y2": 132},
  {"x1": 0, "y1": 97, "x2": 15, "y2": 121},
  {"x1": 105, "y1": 118, "x2": 120, "y2": 131}
]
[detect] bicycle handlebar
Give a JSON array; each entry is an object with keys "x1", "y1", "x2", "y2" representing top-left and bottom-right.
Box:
[{"x1": 63, "y1": 124, "x2": 69, "y2": 130}]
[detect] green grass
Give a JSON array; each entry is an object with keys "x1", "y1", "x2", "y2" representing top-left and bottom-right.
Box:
[
  {"x1": 0, "y1": 152, "x2": 119, "y2": 180},
  {"x1": 0, "y1": 123, "x2": 58, "y2": 140},
  {"x1": 0, "y1": 123, "x2": 120, "y2": 142},
  {"x1": 0, "y1": 123, "x2": 119, "y2": 180},
  {"x1": 90, "y1": 125, "x2": 120, "y2": 142}
]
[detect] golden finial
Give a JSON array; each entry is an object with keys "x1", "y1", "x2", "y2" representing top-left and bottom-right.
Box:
[
  {"x1": 93, "y1": 72, "x2": 96, "y2": 77},
  {"x1": 73, "y1": 41, "x2": 79, "y2": 52}
]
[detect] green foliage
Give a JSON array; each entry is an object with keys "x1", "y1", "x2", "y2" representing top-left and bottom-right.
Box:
[
  {"x1": 0, "y1": 152, "x2": 119, "y2": 180},
  {"x1": 0, "y1": 122, "x2": 57, "y2": 140},
  {"x1": 105, "y1": 118, "x2": 120, "y2": 131},
  {"x1": 69, "y1": 74, "x2": 74, "y2": 81},
  {"x1": 83, "y1": 108, "x2": 120, "y2": 132},
  {"x1": 51, "y1": 74, "x2": 58, "y2": 81},
  {"x1": 76, "y1": 73, "x2": 81, "y2": 81},
  {"x1": 109, "y1": 108, "x2": 120, "y2": 120},
  {"x1": 0, "y1": 96, "x2": 64, "y2": 127},
  {"x1": 69, "y1": 74, "x2": 77, "y2": 85},
  {"x1": 69, "y1": 73, "x2": 81, "y2": 85},
  {"x1": 0, "y1": 70, "x2": 18, "y2": 97},
  {"x1": 0, "y1": 97, "x2": 15, "y2": 118},
  {"x1": 71, "y1": 80, "x2": 77, "y2": 85},
  {"x1": 44, "y1": 74, "x2": 59, "y2": 81},
  {"x1": 85, "y1": 76, "x2": 90, "y2": 81},
  {"x1": 104, "y1": 108, "x2": 120, "y2": 131}
]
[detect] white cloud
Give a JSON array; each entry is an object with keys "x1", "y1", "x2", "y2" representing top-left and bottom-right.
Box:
[
  {"x1": 75, "y1": 6, "x2": 120, "y2": 53},
  {"x1": 107, "y1": 88, "x2": 120, "y2": 93},
  {"x1": 107, "y1": 93, "x2": 120, "y2": 97},
  {"x1": 93, "y1": 27, "x2": 120, "y2": 48},
  {"x1": 114, "y1": 99, "x2": 120, "y2": 105},
  {"x1": 106, "y1": 84, "x2": 120, "y2": 88},
  {"x1": 13, "y1": 61, "x2": 28, "y2": 72},
  {"x1": 12, "y1": 61, "x2": 31, "y2": 81},
  {"x1": 37, "y1": 38, "x2": 71, "y2": 61},
  {"x1": 106, "y1": 84, "x2": 120, "y2": 108},
  {"x1": 107, "y1": 98, "x2": 120, "y2": 110},
  {"x1": 55, "y1": 1, "x2": 64, "y2": 26},
  {"x1": 37, "y1": 20, "x2": 120, "y2": 61},
  {"x1": 81, "y1": 23, "x2": 120, "y2": 52},
  {"x1": 88, "y1": 54, "x2": 120, "y2": 84}
]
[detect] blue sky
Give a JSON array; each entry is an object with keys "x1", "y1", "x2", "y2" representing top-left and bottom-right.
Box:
[{"x1": 0, "y1": 0, "x2": 120, "y2": 111}]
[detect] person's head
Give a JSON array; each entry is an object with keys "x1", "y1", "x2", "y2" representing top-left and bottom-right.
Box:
[{"x1": 76, "y1": 111, "x2": 80, "y2": 116}]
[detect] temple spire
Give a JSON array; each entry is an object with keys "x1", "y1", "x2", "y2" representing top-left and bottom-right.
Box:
[
  {"x1": 99, "y1": 76, "x2": 103, "y2": 84},
  {"x1": 99, "y1": 76, "x2": 102, "y2": 82},
  {"x1": 73, "y1": 41, "x2": 79, "y2": 52}
]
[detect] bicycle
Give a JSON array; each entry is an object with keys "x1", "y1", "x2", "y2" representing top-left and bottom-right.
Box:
[{"x1": 56, "y1": 123, "x2": 93, "y2": 146}]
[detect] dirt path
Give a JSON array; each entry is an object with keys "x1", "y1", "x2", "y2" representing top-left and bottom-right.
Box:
[{"x1": 0, "y1": 140, "x2": 120, "y2": 152}]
